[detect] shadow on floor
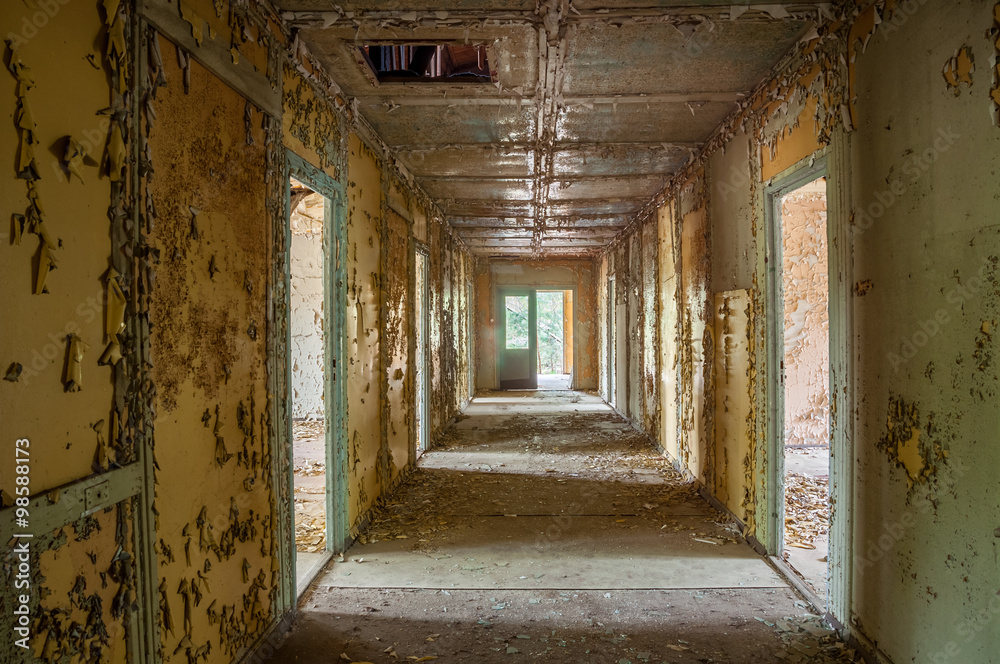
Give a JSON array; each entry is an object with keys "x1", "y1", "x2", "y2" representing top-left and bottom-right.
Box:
[{"x1": 265, "y1": 390, "x2": 859, "y2": 663}]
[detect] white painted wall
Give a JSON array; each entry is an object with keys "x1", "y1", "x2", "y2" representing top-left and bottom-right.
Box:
[{"x1": 290, "y1": 193, "x2": 326, "y2": 420}]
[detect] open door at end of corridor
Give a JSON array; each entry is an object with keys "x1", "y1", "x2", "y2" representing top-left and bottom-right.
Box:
[{"x1": 497, "y1": 289, "x2": 537, "y2": 389}]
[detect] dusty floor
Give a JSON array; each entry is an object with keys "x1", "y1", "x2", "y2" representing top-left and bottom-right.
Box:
[
  {"x1": 783, "y1": 448, "x2": 830, "y2": 599},
  {"x1": 535, "y1": 373, "x2": 571, "y2": 390},
  {"x1": 267, "y1": 392, "x2": 858, "y2": 664},
  {"x1": 294, "y1": 420, "x2": 328, "y2": 553}
]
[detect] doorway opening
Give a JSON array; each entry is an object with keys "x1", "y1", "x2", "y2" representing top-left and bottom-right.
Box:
[
  {"x1": 497, "y1": 289, "x2": 535, "y2": 389},
  {"x1": 775, "y1": 175, "x2": 831, "y2": 600},
  {"x1": 415, "y1": 251, "x2": 429, "y2": 455},
  {"x1": 536, "y1": 290, "x2": 573, "y2": 390},
  {"x1": 496, "y1": 286, "x2": 576, "y2": 391},
  {"x1": 607, "y1": 276, "x2": 617, "y2": 406},
  {"x1": 289, "y1": 177, "x2": 331, "y2": 590},
  {"x1": 467, "y1": 280, "x2": 475, "y2": 402}
]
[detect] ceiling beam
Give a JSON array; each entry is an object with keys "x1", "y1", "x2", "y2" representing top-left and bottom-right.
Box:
[
  {"x1": 392, "y1": 140, "x2": 701, "y2": 153},
  {"x1": 280, "y1": 3, "x2": 828, "y2": 28},
  {"x1": 356, "y1": 92, "x2": 742, "y2": 105}
]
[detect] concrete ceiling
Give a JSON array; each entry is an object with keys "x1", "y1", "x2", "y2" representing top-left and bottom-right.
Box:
[{"x1": 276, "y1": 1, "x2": 821, "y2": 258}]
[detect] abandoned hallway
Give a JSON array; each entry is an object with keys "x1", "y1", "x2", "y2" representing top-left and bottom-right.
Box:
[
  {"x1": 270, "y1": 389, "x2": 848, "y2": 663},
  {"x1": 3, "y1": 1, "x2": 1000, "y2": 664}
]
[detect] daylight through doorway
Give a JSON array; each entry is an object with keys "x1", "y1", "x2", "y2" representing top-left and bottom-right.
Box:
[
  {"x1": 536, "y1": 290, "x2": 571, "y2": 389},
  {"x1": 779, "y1": 176, "x2": 831, "y2": 600},
  {"x1": 289, "y1": 177, "x2": 330, "y2": 588}
]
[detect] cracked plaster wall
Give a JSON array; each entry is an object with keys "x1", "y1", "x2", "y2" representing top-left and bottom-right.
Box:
[
  {"x1": 345, "y1": 133, "x2": 383, "y2": 530},
  {"x1": 147, "y1": 37, "x2": 276, "y2": 664},
  {"x1": 781, "y1": 189, "x2": 830, "y2": 449},
  {"x1": 848, "y1": 2, "x2": 1000, "y2": 661},
  {"x1": 598, "y1": 222, "x2": 661, "y2": 439},
  {"x1": 290, "y1": 194, "x2": 326, "y2": 420}
]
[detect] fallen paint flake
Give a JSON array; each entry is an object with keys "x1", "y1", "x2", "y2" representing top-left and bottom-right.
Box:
[
  {"x1": 753, "y1": 4, "x2": 791, "y2": 19},
  {"x1": 784, "y1": 472, "x2": 829, "y2": 548},
  {"x1": 5, "y1": 362, "x2": 23, "y2": 382},
  {"x1": 63, "y1": 334, "x2": 89, "y2": 392}
]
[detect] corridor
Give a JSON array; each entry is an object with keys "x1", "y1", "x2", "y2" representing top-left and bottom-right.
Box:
[
  {"x1": 4, "y1": 3, "x2": 997, "y2": 663},
  {"x1": 267, "y1": 391, "x2": 853, "y2": 663}
]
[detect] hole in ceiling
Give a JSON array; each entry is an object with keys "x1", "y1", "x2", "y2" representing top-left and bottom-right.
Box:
[{"x1": 359, "y1": 43, "x2": 493, "y2": 84}]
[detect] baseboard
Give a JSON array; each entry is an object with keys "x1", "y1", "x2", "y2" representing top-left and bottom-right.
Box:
[
  {"x1": 694, "y1": 485, "x2": 886, "y2": 664},
  {"x1": 345, "y1": 461, "x2": 417, "y2": 550},
  {"x1": 236, "y1": 605, "x2": 297, "y2": 664}
]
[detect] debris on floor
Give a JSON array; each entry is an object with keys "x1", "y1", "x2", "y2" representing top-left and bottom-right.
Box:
[
  {"x1": 766, "y1": 614, "x2": 857, "y2": 662},
  {"x1": 784, "y1": 472, "x2": 829, "y2": 550},
  {"x1": 268, "y1": 392, "x2": 861, "y2": 663},
  {"x1": 294, "y1": 420, "x2": 327, "y2": 553}
]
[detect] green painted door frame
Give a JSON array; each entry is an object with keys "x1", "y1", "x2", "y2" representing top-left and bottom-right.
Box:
[
  {"x1": 763, "y1": 136, "x2": 854, "y2": 627},
  {"x1": 277, "y1": 150, "x2": 349, "y2": 611},
  {"x1": 497, "y1": 287, "x2": 537, "y2": 389}
]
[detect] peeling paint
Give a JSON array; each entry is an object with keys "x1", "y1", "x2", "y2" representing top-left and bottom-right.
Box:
[
  {"x1": 877, "y1": 395, "x2": 949, "y2": 492},
  {"x1": 942, "y1": 45, "x2": 975, "y2": 97}
]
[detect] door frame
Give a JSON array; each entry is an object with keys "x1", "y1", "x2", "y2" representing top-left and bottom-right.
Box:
[
  {"x1": 278, "y1": 150, "x2": 349, "y2": 606},
  {"x1": 496, "y1": 287, "x2": 537, "y2": 389},
  {"x1": 607, "y1": 275, "x2": 617, "y2": 406},
  {"x1": 494, "y1": 284, "x2": 579, "y2": 390},
  {"x1": 763, "y1": 145, "x2": 853, "y2": 624},
  {"x1": 466, "y1": 279, "x2": 475, "y2": 403},
  {"x1": 414, "y1": 245, "x2": 430, "y2": 455}
]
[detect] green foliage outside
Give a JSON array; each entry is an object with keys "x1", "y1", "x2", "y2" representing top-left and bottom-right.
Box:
[{"x1": 536, "y1": 291, "x2": 564, "y2": 374}]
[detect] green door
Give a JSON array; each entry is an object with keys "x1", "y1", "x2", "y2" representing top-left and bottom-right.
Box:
[{"x1": 498, "y1": 289, "x2": 537, "y2": 389}]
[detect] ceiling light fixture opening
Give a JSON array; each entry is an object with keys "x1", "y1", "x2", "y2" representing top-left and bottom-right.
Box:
[{"x1": 359, "y1": 43, "x2": 494, "y2": 84}]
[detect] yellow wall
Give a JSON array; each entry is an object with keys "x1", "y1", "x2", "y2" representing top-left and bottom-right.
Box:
[
  {"x1": 658, "y1": 201, "x2": 680, "y2": 461},
  {"x1": 0, "y1": 2, "x2": 132, "y2": 660},
  {"x1": 712, "y1": 289, "x2": 753, "y2": 520},
  {"x1": 345, "y1": 133, "x2": 383, "y2": 529},
  {"x1": 282, "y1": 65, "x2": 344, "y2": 178},
  {"x1": 147, "y1": 36, "x2": 274, "y2": 663},
  {"x1": 679, "y1": 200, "x2": 709, "y2": 482},
  {"x1": 384, "y1": 208, "x2": 412, "y2": 486},
  {"x1": 0, "y1": 0, "x2": 115, "y2": 494}
]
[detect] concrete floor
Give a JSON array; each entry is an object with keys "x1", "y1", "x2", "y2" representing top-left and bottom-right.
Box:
[
  {"x1": 293, "y1": 420, "x2": 329, "y2": 587},
  {"x1": 785, "y1": 448, "x2": 829, "y2": 477},
  {"x1": 536, "y1": 373, "x2": 571, "y2": 390},
  {"x1": 267, "y1": 392, "x2": 858, "y2": 663}
]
